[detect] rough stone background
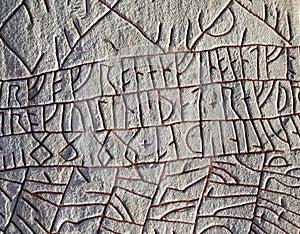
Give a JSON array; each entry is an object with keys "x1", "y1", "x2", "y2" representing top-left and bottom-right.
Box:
[{"x1": 0, "y1": 0, "x2": 299, "y2": 233}]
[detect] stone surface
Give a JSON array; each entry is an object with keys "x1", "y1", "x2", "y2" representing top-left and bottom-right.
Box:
[{"x1": 0, "y1": 0, "x2": 299, "y2": 233}]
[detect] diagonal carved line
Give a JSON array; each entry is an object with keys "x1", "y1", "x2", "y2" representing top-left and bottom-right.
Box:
[
  {"x1": 61, "y1": 0, "x2": 122, "y2": 67},
  {"x1": 97, "y1": 0, "x2": 165, "y2": 53},
  {"x1": 234, "y1": 0, "x2": 292, "y2": 44}
]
